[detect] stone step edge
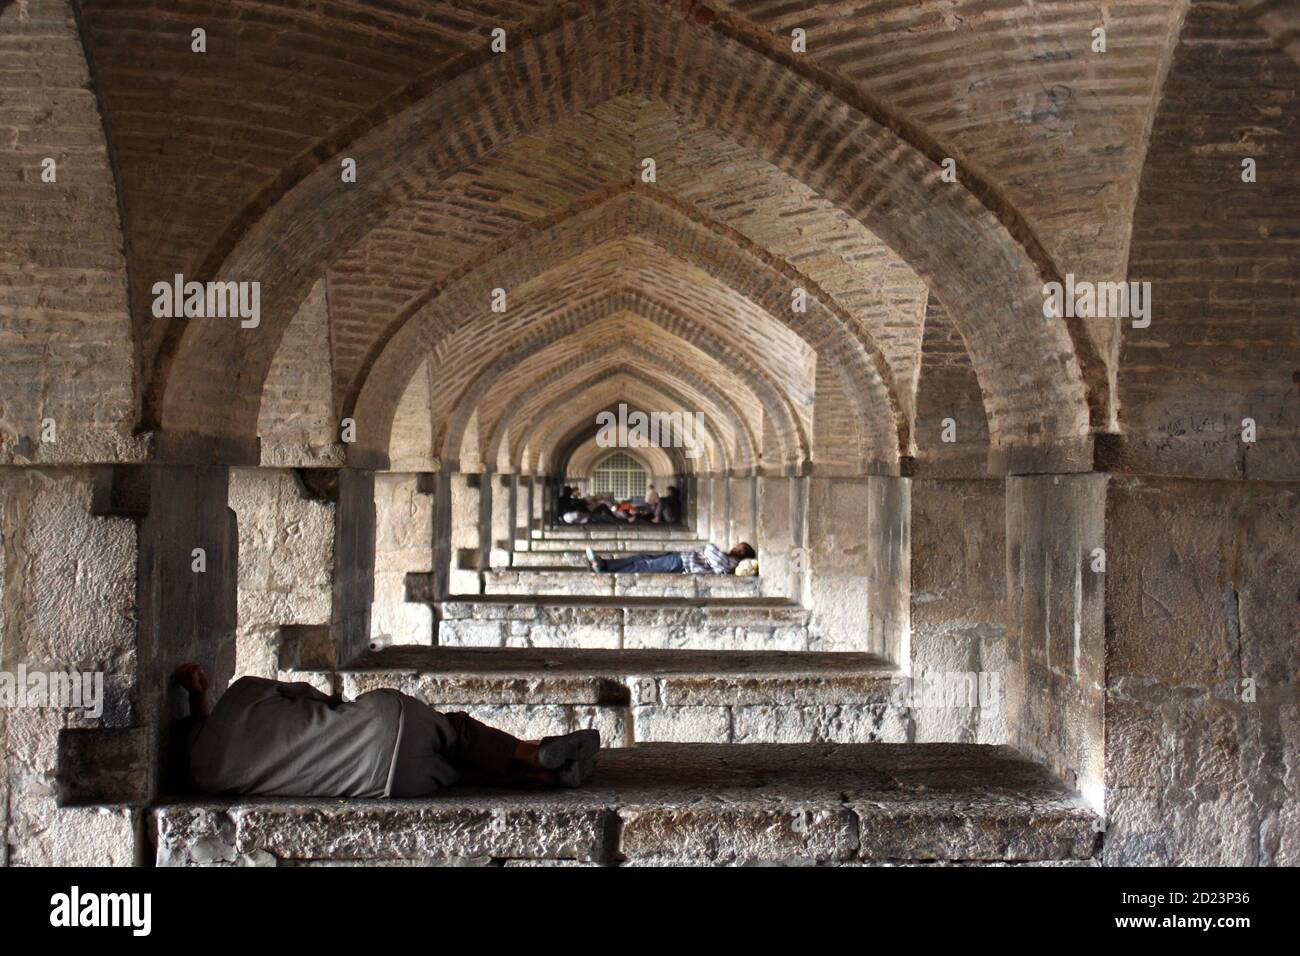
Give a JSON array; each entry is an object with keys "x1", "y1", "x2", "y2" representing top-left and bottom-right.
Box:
[
  {"x1": 515, "y1": 541, "x2": 710, "y2": 552},
  {"x1": 435, "y1": 599, "x2": 811, "y2": 620},
  {"x1": 151, "y1": 795, "x2": 1101, "y2": 866},
  {"x1": 535, "y1": 530, "x2": 702, "y2": 537},
  {"x1": 334, "y1": 667, "x2": 902, "y2": 707},
  {"x1": 487, "y1": 567, "x2": 757, "y2": 577},
  {"x1": 410, "y1": 572, "x2": 774, "y2": 600}
]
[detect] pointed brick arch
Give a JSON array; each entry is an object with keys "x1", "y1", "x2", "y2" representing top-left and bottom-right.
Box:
[
  {"x1": 528, "y1": 376, "x2": 729, "y2": 475},
  {"x1": 549, "y1": 411, "x2": 697, "y2": 481},
  {"x1": 350, "y1": 193, "x2": 888, "y2": 468},
  {"x1": 523, "y1": 372, "x2": 729, "y2": 475},
  {"x1": 493, "y1": 355, "x2": 745, "y2": 475},
  {"x1": 155, "y1": 1, "x2": 1100, "y2": 463},
  {"x1": 567, "y1": 439, "x2": 678, "y2": 485},
  {"x1": 474, "y1": 334, "x2": 762, "y2": 473},
  {"x1": 351, "y1": 238, "x2": 821, "y2": 473},
  {"x1": 348, "y1": 188, "x2": 900, "y2": 467}
]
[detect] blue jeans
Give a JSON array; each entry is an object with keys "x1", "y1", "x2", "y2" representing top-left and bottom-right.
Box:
[{"x1": 597, "y1": 552, "x2": 683, "y2": 574}]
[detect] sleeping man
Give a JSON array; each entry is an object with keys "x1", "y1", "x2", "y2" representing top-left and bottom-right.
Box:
[
  {"x1": 584, "y1": 542, "x2": 755, "y2": 575},
  {"x1": 170, "y1": 664, "x2": 599, "y2": 798}
]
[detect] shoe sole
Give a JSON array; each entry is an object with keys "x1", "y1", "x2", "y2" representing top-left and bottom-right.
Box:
[
  {"x1": 537, "y1": 729, "x2": 601, "y2": 769},
  {"x1": 557, "y1": 755, "x2": 596, "y2": 788}
]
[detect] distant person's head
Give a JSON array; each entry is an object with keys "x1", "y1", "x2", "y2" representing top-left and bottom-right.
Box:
[
  {"x1": 561, "y1": 486, "x2": 573, "y2": 496},
  {"x1": 667, "y1": 485, "x2": 679, "y2": 497},
  {"x1": 729, "y1": 542, "x2": 756, "y2": 561}
]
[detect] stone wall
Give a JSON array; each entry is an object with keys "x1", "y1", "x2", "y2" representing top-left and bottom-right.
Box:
[
  {"x1": 372, "y1": 473, "x2": 433, "y2": 646},
  {"x1": 1004, "y1": 474, "x2": 1107, "y2": 809},
  {"x1": 229, "y1": 469, "x2": 333, "y2": 679},
  {"x1": 0, "y1": 468, "x2": 138, "y2": 865},
  {"x1": 1104, "y1": 477, "x2": 1298, "y2": 865},
  {"x1": 805, "y1": 478, "x2": 871, "y2": 652},
  {"x1": 865, "y1": 476, "x2": 910, "y2": 666},
  {"x1": 910, "y1": 479, "x2": 1007, "y2": 743},
  {"x1": 756, "y1": 476, "x2": 801, "y2": 601},
  {"x1": 448, "y1": 472, "x2": 482, "y2": 596}
]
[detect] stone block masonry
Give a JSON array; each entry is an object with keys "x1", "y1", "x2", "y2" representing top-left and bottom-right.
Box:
[
  {"x1": 2, "y1": 0, "x2": 1296, "y2": 871},
  {"x1": 1103, "y1": 477, "x2": 1299, "y2": 866},
  {"x1": 0, "y1": 468, "x2": 139, "y2": 864},
  {"x1": 152, "y1": 743, "x2": 1100, "y2": 867}
]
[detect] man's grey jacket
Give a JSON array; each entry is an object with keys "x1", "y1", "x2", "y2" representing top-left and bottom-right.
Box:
[{"x1": 188, "y1": 676, "x2": 404, "y2": 797}]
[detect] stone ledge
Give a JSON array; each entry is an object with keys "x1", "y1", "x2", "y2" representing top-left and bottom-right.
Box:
[
  {"x1": 286, "y1": 645, "x2": 911, "y2": 745},
  {"x1": 482, "y1": 569, "x2": 762, "y2": 599},
  {"x1": 438, "y1": 595, "x2": 800, "y2": 613},
  {"x1": 152, "y1": 744, "x2": 1100, "y2": 866},
  {"x1": 436, "y1": 595, "x2": 813, "y2": 651},
  {"x1": 538, "y1": 527, "x2": 702, "y2": 541},
  {"x1": 339, "y1": 646, "x2": 897, "y2": 708},
  {"x1": 525, "y1": 538, "x2": 708, "y2": 552}
]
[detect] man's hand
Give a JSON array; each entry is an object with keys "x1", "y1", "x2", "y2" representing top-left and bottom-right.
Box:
[{"x1": 173, "y1": 663, "x2": 209, "y2": 695}]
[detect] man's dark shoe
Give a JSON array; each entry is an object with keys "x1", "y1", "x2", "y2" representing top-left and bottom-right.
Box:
[{"x1": 537, "y1": 729, "x2": 600, "y2": 769}]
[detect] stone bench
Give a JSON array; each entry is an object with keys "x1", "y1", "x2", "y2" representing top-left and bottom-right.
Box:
[
  {"x1": 509, "y1": 548, "x2": 722, "y2": 564},
  {"x1": 435, "y1": 595, "x2": 815, "y2": 651},
  {"x1": 537, "y1": 526, "x2": 702, "y2": 541},
  {"x1": 311, "y1": 645, "x2": 905, "y2": 746},
  {"x1": 510, "y1": 550, "x2": 602, "y2": 567},
  {"x1": 483, "y1": 568, "x2": 764, "y2": 599},
  {"x1": 521, "y1": 537, "x2": 708, "y2": 553},
  {"x1": 152, "y1": 742, "x2": 1101, "y2": 866}
]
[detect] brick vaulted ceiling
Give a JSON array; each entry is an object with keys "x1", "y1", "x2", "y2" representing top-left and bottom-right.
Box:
[{"x1": 74, "y1": 0, "x2": 1187, "y2": 471}]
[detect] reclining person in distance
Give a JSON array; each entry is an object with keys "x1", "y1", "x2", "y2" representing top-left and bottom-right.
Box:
[{"x1": 585, "y1": 541, "x2": 755, "y2": 575}]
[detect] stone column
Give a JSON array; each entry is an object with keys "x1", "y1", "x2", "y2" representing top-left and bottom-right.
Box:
[
  {"x1": 710, "y1": 474, "x2": 731, "y2": 546},
  {"x1": 514, "y1": 476, "x2": 533, "y2": 551},
  {"x1": 693, "y1": 474, "x2": 713, "y2": 542},
  {"x1": 488, "y1": 472, "x2": 514, "y2": 568},
  {"x1": 229, "y1": 468, "x2": 334, "y2": 679},
  {"x1": 683, "y1": 475, "x2": 699, "y2": 532},
  {"x1": 332, "y1": 468, "x2": 376, "y2": 665},
  {"x1": 429, "y1": 471, "x2": 453, "y2": 606},
  {"x1": 1003, "y1": 472, "x2": 1105, "y2": 808},
  {"x1": 909, "y1": 477, "x2": 1008, "y2": 744},
  {"x1": 728, "y1": 475, "x2": 757, "y2": 544},
  {"x1": 866, "y1": 475, "x2": 911, "y2": 667},
  {"x1": 448, "y1": 471, "x2": 483, "y2": 595},
  {"x1": 805, "y1": 477, "x2": 872, "y2": 651},
  {"x1": 756, "y1": 475, "x2": 804, "y2": 599},
  {"x1": 371, "y1": 472, "x2": 434, "y2": 647},
  {"x1": 134, "y1": 464, "x2": 239, "y2": 718},
  {"x1": 533, "y1": 476, "x2": 550, "y2": 531}
]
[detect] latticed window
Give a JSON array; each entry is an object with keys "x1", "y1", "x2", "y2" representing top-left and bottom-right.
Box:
[{"x1": 590, "y1": 452, "x2": 648, "y2": 501}]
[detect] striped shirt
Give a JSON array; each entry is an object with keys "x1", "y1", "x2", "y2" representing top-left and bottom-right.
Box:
[{"x1": 680, "y1": 543, "x2": 738, "y2": 575}]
